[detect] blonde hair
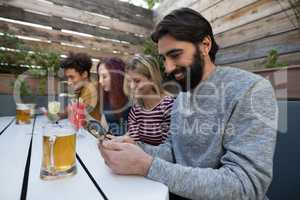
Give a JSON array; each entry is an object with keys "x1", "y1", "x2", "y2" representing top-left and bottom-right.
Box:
[{"x1": 123, "y1": 54, "x2": 167, "y2": 102}]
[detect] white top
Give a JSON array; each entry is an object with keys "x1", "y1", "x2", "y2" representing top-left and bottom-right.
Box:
[{"x1": 0, "y1": 116, "x2": 169, "y2": 200}]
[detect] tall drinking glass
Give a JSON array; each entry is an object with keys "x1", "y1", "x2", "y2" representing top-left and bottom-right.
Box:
[{"x1": 40, "y1": 120, "x2": 77, "y2": 180}]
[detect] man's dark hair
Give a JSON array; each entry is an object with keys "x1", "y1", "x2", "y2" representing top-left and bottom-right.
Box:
[
  {"x1": 60, "y1": 52, "x2": 92, "y2": 77},
  {"x1": 151, "y1": 8, "x2": 219, "y2": 62}
]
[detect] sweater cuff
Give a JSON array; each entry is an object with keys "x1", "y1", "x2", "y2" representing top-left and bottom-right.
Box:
[{"x1": 146, "y1": 157, "x2": 168, "y2": 183}]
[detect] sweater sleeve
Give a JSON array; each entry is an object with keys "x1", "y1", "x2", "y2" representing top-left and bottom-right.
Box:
[
  {"x1": 146, "y1": 79, "x2": 278, "y2": 200},
  {"x1": 138, "y1": 135, "x2": 174, "y2": 163}
]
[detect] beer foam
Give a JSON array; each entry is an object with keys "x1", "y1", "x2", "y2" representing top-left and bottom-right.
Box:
[
  {"x1": 43, "y1": 121, "x2": 76, "y2": 137},
  {"x1": 16, "y1": 103, "x2": 30, "y2": 110},
  {"x1": 44, "y1": 131, "x2": 75, "y2": 137}
]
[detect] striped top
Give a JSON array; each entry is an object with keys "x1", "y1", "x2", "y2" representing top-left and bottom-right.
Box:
[{"x1": 127, "y1": 96, "x2": 174, "y2": 146}]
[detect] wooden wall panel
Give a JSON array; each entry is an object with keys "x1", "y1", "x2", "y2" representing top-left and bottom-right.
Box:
[
  {"x1": 3, "y1": 0, "x2": 151, "y2": 35},
  {"x1": 0, "y1": 5, "x2": 144, "y2": 45},
  {"x1": 197, "y1": 0, "x2": 258, "y2": 23},
  {"x1": 48, "y1": 0, "x2": 153, "y2": 28},
  {"x1": 215, "y1": 8, "x2": 298, "y2": 48},
  {"x1": 225, "y1": 52, "x2": 300, "y2": 71},
  {"x1": 154, "y1": 0, "x2": 219, "y2": 23},
  {"x1": 0, "y1": 21, "x2": 142, "y2": 55},
  {"x1": 216, "y1": 29, "x2": 300, "y2": 65},
  {"x1": 155, "y1": 0, "x2": 291, "y2": 34},
  {"x1": 211, "y1": 0, "x2": 291, "y2": 34}
]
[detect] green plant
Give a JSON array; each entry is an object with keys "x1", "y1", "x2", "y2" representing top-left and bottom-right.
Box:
[
  {"x1": 38, "y1": 78, "x2": 47, "y2": 96},
  {"x1": 0, "y1": 31, "x2": 60, "y2": 96},
  {"x1": 19, "y1": 80, "x2": 32, "y2": 97},
  {"x1": 0, "y1": 32, "x2": 60, "y2": 75},
  {"x1": 144, "y1": 0, "x2": 160, "y2": 9},
  {"x1": 265, "y1": 49, "x2": 287, "y2": 68},
  {"x1": 143, "y1": 38, "x2": 158, "y2": 55},
  {"x1": 0, "y1": 32, "x2": 29, "y2": 71},
  {"x1": 24, "y1": 51, "x2": 60, "y2": 76}
]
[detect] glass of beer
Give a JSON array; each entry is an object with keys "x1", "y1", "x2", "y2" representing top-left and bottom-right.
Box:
[
  {"x1": 40, "y1": 120, "x2": 77, "y2": 180},
  {"x1": 16, "y1": 103, "x2": 31, "y2": 124}
]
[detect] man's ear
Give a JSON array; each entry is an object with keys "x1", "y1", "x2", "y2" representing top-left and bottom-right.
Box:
[
  {"x1": 82, "y1": 71, "x2": 88, "y2": 79},
  {"x1": 198, "y1": 36, "x2": 212, "y2": 57}
]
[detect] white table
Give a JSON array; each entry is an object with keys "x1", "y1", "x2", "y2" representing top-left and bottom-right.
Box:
[{"x1": 0, "y1": 116, "x2": 169, "y2": 200}]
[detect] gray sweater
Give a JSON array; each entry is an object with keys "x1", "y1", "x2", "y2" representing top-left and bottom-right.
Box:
[{"x1": 140, "y1": 67, "x2": 278, "y2": 200}]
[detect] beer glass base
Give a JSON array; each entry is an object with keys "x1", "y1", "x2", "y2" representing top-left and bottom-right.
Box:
[
  {"x1": 16, "y1": 121, "x2": 31, "y2": 125},
  {"x1": 40, "y1": 165, "x2": 77, "y2": 180}
]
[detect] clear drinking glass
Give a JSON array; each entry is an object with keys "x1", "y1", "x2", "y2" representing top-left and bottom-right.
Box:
[
  {"x1": 16, "y1": 103, "x2": 32, "y2": 124},
  {"x1": 40, "y1": 120, "x2": 77, "y2": 180}
]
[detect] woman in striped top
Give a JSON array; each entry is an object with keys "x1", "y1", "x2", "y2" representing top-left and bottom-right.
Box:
[{"x1": 123, "y1": 54, "x2": 174, "y2": 146}]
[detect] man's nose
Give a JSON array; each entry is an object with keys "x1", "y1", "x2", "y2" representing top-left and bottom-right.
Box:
[{"x1": 164, "y1": 58, "x2": 176, "y2": 74}]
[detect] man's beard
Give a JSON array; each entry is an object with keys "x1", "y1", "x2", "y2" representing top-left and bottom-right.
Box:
[{"x1": 168, "y1": 48, "x2": 204, "y2": 92}]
